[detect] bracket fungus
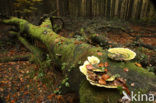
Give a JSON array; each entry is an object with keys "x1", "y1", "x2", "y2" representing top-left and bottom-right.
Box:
[
  {"x1": 108, "y1": 48, "x2": 136, "y2": 61},
  {"x1": 79, "y1": 56, "x2": 128, "y2": 89}
]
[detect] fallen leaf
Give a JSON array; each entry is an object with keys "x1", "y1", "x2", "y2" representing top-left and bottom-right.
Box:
[
  {"x1": 122, "y1": 85, "x2": 130, "y2": 95},
  {"x1": 117, "y1": 78, "x2": 126, "y2": 84},
  {"x1": 96, "y1": 50, "x2": 100, "y2": 52},
  {"x1": 104, "y1": 62, "x2": 109, "y2": 67},
  {"x1": 54, "y1": 39, "x2": 60, "y2": 43},
  {"x1": 11, "y1": 100, "x2": 16, "y2": 103},
  {"x1": 108, "y1": 41, "x2": 112, "y2": 43},
  {"x1": 114, "y1": 80, "x2": 121, "y2": 86},
  {"x1": 20, "y1": 70, "x2": 25, "y2": 73},
  {"x1": 123, "y1": 68, "x2": 129, "y2": 72},
  {"x1": 98, "y1": 79, "x2": 106, "y2": 85},
  {"x1": 0, "y1": 88, "x2": 4, "y2": 92},
  {"x1": 8, "y1": 68, "x2": 12, "y2": 70},
  {"x1": 56, "y1": 95, "x2": 63, "y2": 100},
  {"x1": 97, "y1": 52, "x2": 103, "y2": 56},
  {"x1": 1, "y1": 81, "x2": 8, "y2": 84},
  {"x1": 55, "y1": 88, "x2": 59, "y2": 91},
  {"x1": 9, "y1": 62, "x2": 15, "y2": 65},
  {"x1": 17, "y1": 92, "x2": 20, "y2": 96},
  {"x1": 74, "y1": 41, "x2": 82, "y2": 45},
  {"x1": 101, "y1": 74, "x2": 110, "y2": 80},
  {"x1": 48, "y1": 94, "x2": 55, "y2": 100},
  {"x1": 104, "y1": 69, "x2": 108, "y2": 72},
  {"x1": 0, "y1": 63, "x2": 3, "y2": 66},
  {"x1": 33, "y1": 76, "x2": 37, "y2": 80},
  {"x1": 98, "y1": 63, "x2": 104, "y2": 67},
  {"x1": 61, "y1": 39, "x2": 64, "y2": 43},
  {"x1": 20, "y1": 77, "x2": 24, "y2": 82},
  {"x1": 96, "y1": 34, "x2": 99, "y2": 36},
  {"x1": 26, "y1": 70, "x2": 29, "y2": 73},
  {"x1": 135, "y1": 62, "x2": 142, "y2": 67},
  {"x1": 6, "y1": 95, "x2": 10, "y2": 101},
  {"x1": 24, "y1": 91, "x2": 29, "y2": 95},
  {"x1": 87, "y1": 71, "x2": 97, "y2": 81},
  {"x1": 131, "y1": 83, "x2": 135, "y2": 87},
  {"x1": 109, "y1": 45, "x2": 112, "y2": 48}
]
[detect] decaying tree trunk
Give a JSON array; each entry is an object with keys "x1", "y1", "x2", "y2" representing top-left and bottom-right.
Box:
[{"x1": 1, "y1": 17, "x2": 156, "y2": 103}]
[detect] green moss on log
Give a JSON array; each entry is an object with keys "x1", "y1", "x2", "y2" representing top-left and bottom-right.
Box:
[
  {"x1": 40, "y1": 18, "x2": 52, "y2": 29},
  {"x1": 79, "y1": 80, "x2": 121, "y2": 103}
]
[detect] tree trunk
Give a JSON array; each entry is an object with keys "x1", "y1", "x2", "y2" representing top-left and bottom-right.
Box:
[
  {"x1": 56, "y1": 0, "x2": 60, "y2": 16},
  {"x1": 1, "y1": 17, "x2": 156, "y2": 102}
]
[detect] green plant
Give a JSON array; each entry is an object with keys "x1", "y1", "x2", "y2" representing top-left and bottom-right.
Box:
[
  {"x1": 80, "y1": 28, "x2": 84, "y2": 33},
  {"x1": 29, "y1": 53, "x2": 56, "y2": 92},
  {"x1": 135, "y1": 47, "x2": 148, "y2": 63},
  {"x1": 61, "y1": 76, "x2": 70, "y2": 87},
  {"x1": 70, "y1": 64, "x2": 75, "y2": 68},
  {"x1": 140, "y1": 53, "x2": 148, "y2": 62},
  {"x1": 73, "y1": 28, "x2": 87, "y2": 41},
  {"x1": 37, "y1": 54, "x2": 52, "y2": 78},
  {"x1": 78, "y1": 60, "x2": 82, "y2": 65},
  {"x1": 53, "y1": 85, "x2": 62, "y2": 94},
  {"x1": 61, "y1": 62, "x2": 67, "y2": 70},
  {"x1": 45, "y1": 54, "x2": 52, "y2": 67},
  {"x1": 28, "y1": 67, "x2": 36, "y2": 79},
  {"x1": 146, "y1": 66, "x2": 154, "y2": 72},
  {"x1": 37, "y1": 68, "x2": 44, "y2": 78},
  {"x1": 117, "y1": 86, "x2": 124, "y2": 94},
  {"x1": 68, "y1": 64, "x2": 75, "y2": 72},
  {"x1": 74, "y1": 35, "x2": 85, "y2": 41}
]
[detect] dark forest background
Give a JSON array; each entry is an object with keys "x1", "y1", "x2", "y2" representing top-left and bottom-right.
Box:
[{"x1": 0, "y1": 0, "x2": 156, "y2": 23}]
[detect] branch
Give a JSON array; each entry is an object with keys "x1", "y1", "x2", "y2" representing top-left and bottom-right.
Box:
[
  {"x1": 136, "y1": 42, "x2": 156, "y2": 51},
  {"x1": 89, "y1": 34, "x2": 121, "y2": 48},
  {"x1": 0, "y1": 54, "x2": 30, "y2": 63}
]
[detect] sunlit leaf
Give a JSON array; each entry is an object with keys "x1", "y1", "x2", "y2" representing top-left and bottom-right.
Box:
[
  {"x1": 98, "y1": 63, "x2": 104, "y2": 67},
  {"x1": 131, "y1": 83, "x2": 135, "y2": 87},
  {"x1": 47, "y1": 94, "x2": 55, "y2": 100},
  {"x1": 123, "y1": 68, "x2": 129, "y2": 72},
  {"x1": 97, "y1": 52, "x2": 103, "y2": 56},
  {"x1": 135, "y1": 62, "x2": 142, "y2": 67},
  {"x1": 98, "y1": 79, "x2": 106, "y2": 85},
  {"x1": 104, "y1": 62, "x2": 109, "y2": 67},
  {"x1": 101, "y1": 74, "x2": 110, "y2": 80}
]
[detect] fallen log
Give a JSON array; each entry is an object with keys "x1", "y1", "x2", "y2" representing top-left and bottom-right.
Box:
[
  {"x1": 1, "y1": 17, "x2": 156, "y2": 103},
  {"x1": 89, "y1": 33, "x2": 156, "y2": 51},
  {"x1": 136, "y1": 42, "x2": 156, "y2": 51},
  {"x1": 89, "y1": 33, "x2": 122, "y2": 49}
]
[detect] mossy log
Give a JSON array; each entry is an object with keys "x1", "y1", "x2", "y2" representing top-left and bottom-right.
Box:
[
  {"x1": 89, "y1": 33, "x2": 120, "y2": 49},
  {"x1": 17, "y1": 35, "x2": 45, "y2": 63},
  {"x1": 1, "y1": 17, "x2": 156, "y2": 103}
]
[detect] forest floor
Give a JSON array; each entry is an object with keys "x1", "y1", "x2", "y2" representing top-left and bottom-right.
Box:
[
  {"x1": 0, "y1": 24, "x2": 76, "y2": 103},
  {"x1": 0, "y1": 18, "x2": 156, "y2": 103}
]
